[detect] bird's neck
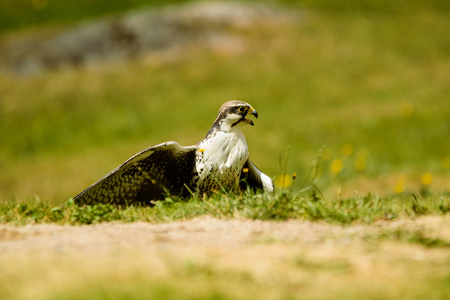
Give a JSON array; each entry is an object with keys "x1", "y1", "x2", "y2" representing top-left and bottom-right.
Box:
[
  {"x1": 198, "y1": 128, "x2": 249, "y2": 171},
  {"x1": 205, "y1": 120, "x2": 245, "y2": 138},
  {"x1": 202, "y1": 127, "x2": 247, "y2": 149}
]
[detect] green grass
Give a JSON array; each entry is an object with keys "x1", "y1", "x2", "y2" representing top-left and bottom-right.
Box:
[
  {"x1": 1, "y1": 0, "x2": 449, "y2": 202},
  {"x1": 1, "y1": 191, "x2": 449, "y2": 226},
  {"x1": 0, "y1": 2, "x2": 449, "y2": 200},
  {"x1": 0, "y1": 0, "x2": 186, "y2": 34},
  {"x1": 1, "y1": 191, "x2": 449, "y2": 300},
  {"x1": 376, "y1": 228, "x2": 450, "y2": 248},
  {"x1": 1, "y1": 192, "x2": 449, "y2": 300}
]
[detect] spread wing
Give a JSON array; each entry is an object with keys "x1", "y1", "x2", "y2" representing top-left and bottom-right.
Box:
[
  {"x1": 73, "y1": 142, "x2": 197, "y2": 206},
  {"x1": 239, "y1": 159, "x2": 274, "y2": 193}
]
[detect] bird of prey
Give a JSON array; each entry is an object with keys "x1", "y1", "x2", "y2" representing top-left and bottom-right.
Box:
[{"x1": 73, "y1": 100, "x2": 274, "y2": 206}]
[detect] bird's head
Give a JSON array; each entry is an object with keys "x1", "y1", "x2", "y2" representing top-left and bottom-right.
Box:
[{"x1": 211, "y1": 100, "x2": 258, "y2": 133}]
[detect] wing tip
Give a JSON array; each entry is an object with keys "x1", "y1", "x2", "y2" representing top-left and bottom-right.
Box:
[{"x1": 260, "y1": 172, "x2": 275, "y2": 193}]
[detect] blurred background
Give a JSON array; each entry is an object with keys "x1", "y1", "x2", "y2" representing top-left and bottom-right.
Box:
[{"x1": 0, "y1": 0, "x2": 449, "y2": 205}]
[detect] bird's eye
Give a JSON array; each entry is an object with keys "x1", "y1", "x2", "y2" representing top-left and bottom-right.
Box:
[{"x1": 238, "y1": 106, "x2": 246, "y2": 113}]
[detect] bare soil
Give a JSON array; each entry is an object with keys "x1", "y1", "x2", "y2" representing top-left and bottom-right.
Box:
[
  {"x1": 1, "y1": 215, "x2": 449, "y2": 255},
  {"x1": 0, "y1": 216, "x2": 449, "y2": 299}
]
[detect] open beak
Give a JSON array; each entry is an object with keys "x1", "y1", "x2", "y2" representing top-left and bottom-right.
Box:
[{"x1": 244, "y1": 107, "x2": 258, "y2": 126}]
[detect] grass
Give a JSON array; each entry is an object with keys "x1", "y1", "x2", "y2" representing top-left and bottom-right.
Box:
[
  {"x1": 0, "y1": 0, "x2": 186, "y2": 34},
  {"x1": 1, "y1": 191, "x2": 449, "y2": 226},
  {"x1": 1, "y1": 4, "x2": 450, "y2": 201},
  {"x1": 1, "y1": 191, "x2": 449, "y2": 300},
  {"x1": 0, "y1": 193, "x2": 449, "y2": 300}
]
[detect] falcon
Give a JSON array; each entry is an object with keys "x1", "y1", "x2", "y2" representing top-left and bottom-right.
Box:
[{"x1": 73, "y1": 100, "x2": 274, "y2": 206}]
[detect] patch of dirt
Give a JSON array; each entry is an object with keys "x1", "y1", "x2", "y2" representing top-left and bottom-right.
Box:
[
  {"x1": 1, "y1": 216, "x2": 449, "y2": 300},
  {"x1": 0, "y1": 215, "x2": 449, "y2": 255}
]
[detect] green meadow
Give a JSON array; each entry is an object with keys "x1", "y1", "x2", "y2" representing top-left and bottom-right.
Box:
[
  {"x1": 1, "y1": 0, "x2": 449, "y2": 203},
  {"x1": 0, "y1": 1, "x2": 449, "y2": 299}
]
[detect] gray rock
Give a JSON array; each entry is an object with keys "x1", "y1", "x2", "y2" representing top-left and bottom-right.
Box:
[{"x1": 0, "y1": 1, "x2": 298, "y2": 75}]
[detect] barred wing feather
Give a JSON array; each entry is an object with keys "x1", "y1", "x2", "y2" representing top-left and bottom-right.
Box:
[{"x1": 73, "y1": 142, "x2": 197, "y2": 206}]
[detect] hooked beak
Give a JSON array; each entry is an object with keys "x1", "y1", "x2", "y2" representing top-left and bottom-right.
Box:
[
  {"x1": 249, "y1": 107, "x2": 258, "y2": 119},
  {"x1": 244, "y1": 107, "x2": 258, "y2": 126}
]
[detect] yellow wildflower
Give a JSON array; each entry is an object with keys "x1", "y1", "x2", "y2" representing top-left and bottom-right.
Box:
[
  {"x1": 341, "y1": 144, "x2": 354, "y2": 156},
  {"x1": 330, "y1": 159, "x2": 343, "y2": 175},
  {"x1": 421, "y1": 172, "x2": 433, "y2": 186},
  {"x1": 394, "y1": 174, "x2": 407, "y2": 194},
  {"x1": 274, "y1": 174, "x2": 293, "y2": 188}
]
